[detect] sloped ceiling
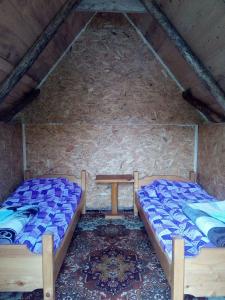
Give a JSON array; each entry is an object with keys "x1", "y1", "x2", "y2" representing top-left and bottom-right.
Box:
[
  {"x1": 0, "y1": 0, "x2": 94, "y2": 120},
  {"x1": 0, "y1": 0, "x2": 225, "y2": 122}
]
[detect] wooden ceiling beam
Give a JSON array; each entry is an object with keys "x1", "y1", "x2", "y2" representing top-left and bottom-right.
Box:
[
  {"x1": 76, "y1": 0, "x2": 146, "y2": 13},
  {"x1": 182, "y1": 89, "x2": 225, "y2": 123},
  {"x1": 0, "y1": 0, "x2": 82, "y2": 104},
  {"x1": 0, "y1": 56, "x2": 37, "y2": 86},
  {"x1": 0, "y1": 89, "x2": 40, "y2": 122},
  {"x1": 140, "y1": 0, "x2": 225, "y2": 112}
]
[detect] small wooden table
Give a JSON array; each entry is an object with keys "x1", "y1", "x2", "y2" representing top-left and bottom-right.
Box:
[{"x1": 96, "y1": 174, "x2": 134, "y2": 216}]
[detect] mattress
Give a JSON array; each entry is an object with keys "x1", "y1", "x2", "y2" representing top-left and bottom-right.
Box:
[
  {"x1": 2, "y1": 177, "x2": 82, "y2": 254},
  {"x1": 137, "y1": 179, "x2": 217, "y2": 258}
]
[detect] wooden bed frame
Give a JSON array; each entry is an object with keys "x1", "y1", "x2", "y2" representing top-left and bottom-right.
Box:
[
  {"x1": 133, "y1": 171, "x2": 225, "y2": 300},
  {"x1": 0, "y1": 170, "x2": 87, "y2": 300}
]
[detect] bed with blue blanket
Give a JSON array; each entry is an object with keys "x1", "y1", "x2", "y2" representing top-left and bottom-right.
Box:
[
  {"x1": 134, "y1": 172, "x2": 225, "y2": 300},
  {"x1": 0, "y1": 171, "x2": 86, "y2": 300}
]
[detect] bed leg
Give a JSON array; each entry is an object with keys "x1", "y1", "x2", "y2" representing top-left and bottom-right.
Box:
[
  {"x1": 42, "y1": 234, "x2": 55, "y2": 300},
  {"x1": 133, "y1": 171, "x2": 139, "y2": 216},
  {"x1": 171, "y1": 237, "x2": 185, "y2": 300},
  {"x1": 81, "y1": 170, "x2": 87, "y2": 214}
]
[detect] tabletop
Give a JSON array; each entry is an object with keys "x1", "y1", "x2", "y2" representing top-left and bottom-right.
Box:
[{"x1": 96, "y1": 174, "x2": 134, "y2": 183}]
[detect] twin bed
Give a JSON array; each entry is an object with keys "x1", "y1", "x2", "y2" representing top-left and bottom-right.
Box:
[
  {"x1": 1, "y1": 170, "x2": 225, "y2": 300},
  {"x1": 0, "y1": 170, "x2": 86, "y2": 300},
  {"x1": 134, "y1": 171, "x2": 225, "y2": 300}
]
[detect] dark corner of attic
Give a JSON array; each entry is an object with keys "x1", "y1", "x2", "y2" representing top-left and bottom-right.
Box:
[{"x1": 0, "y1": 0, "x2": 225, "y2": 300}]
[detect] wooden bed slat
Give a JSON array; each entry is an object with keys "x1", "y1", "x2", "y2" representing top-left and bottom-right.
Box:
[
  {"x1": 135, "y1": 196, "x2": 171, "y2": 282},
  {"x1": 54, "y1": 191, "x2": 85, "y2": 277}
]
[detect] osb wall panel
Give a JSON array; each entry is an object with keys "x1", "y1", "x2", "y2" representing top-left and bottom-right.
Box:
[
  {"x1": 22, "y1": 14, "x2": 200, "y2": 209},
  {"x1": 26, "y1": 124, "x2": 195, "y2": 209},
  {"x1": 0, "y1": 123, "x2": 23, "y2": 201},
  {"x1": 198, "y1": 124, "x2": 225, "y2": 200},
  {"x1": 20, "y1": 14, "x2": 202, "y2": 124}
]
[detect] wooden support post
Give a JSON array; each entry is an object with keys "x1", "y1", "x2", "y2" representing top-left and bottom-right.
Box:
[
  {"x1": 171, "y1": 238, "x2": 185, "y2": 300},
  {"x1": 81, "y1": 170, "x2": 86, "y2": 214},
  {"x1": 42, "y1": 234, "x2": 55, "y2": 300},
  {"x1": 111, "y1": 183, "x2": 118, "y2": 215},
  {"x1": 133, "y1": 171, "x2": 139, "y2": 216},
  {"x1": 189, "y1": 171, "x2": 197, "y2": 182}
]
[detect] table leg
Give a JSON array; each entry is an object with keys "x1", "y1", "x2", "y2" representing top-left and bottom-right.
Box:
[{"x1": 111, "y1": 183, "x2": 118, "y2": 215}]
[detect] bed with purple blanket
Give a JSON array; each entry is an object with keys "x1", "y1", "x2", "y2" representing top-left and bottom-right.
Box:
[
  {"x1": 2, "y1": 177, "x2": 82, "y2": 253},
  {"x1": 137, "y1": 178, "x2": 217, "y2": 259},
  {"x1": 0, "y1": 171, "x2": 86, "y2": 300},
  {"x1": 134, "y1": 171, "x2": 225, "y2": 299}
]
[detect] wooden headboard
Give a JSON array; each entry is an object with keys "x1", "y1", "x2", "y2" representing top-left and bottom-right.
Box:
[
  {"x1": 134, "y1": 171, "x2": 197, "y2": 190},
  {"x1": 24, "y1": 170, "x2": 87, "y2": 190},
  {"x1": 133, "y1": 171, "x2": 196, "y2": 215},
  {"x1": 24, "y1": 170, "x2": 87, "y2": 213},
  {"x1": 24, "y1": 172, "x2": 76, "y2": 182}
]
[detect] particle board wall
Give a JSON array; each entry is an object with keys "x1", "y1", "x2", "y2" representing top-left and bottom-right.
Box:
[
  {"x1": 0, "y1": 123, "x2": 23, "y2": 201},
  {"x1": 21, "y1": 14, "x2": 202, "y2": 209},
  {"x1": 25, "y1": 123, "x2": 196, "y2": 209},
  {"x1": 198, "y1": 123, "x2": 225, "y2": 200}
]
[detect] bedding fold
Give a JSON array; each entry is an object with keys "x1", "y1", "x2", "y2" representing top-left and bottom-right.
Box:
[
  {"x1": 1, "y1": 177, "x2": 82, "y2": 253},
  {"x1": 182, "y1": 200, "x2": 225, "y2": 222},
  {"x1": 138, "y1": 179, "x2": 215, "y2": 258},
  {"x1": 0, "y1": 205, "x2": 38, "y2": 244},
  {"x1": 182, "y1": 201, "x2": 225, "y2": 247}
]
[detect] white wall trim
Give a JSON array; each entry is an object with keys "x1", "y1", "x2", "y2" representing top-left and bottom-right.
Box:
[
  {"x1": 37, "y1": 13, "x2": 97, "y2": 89},
  {"x1": 124, "y1": 13, "x2": 209, "y2": 123},
  {"x1": 26, "y1": 122, "x2": 197, "y2": 127},
  {"x1": 194, "y1": 124, "x2": 198, "y2": 173},
  {"x1": 22, "y1": 123, "x2": 27, "y2": 174},
  {"x1": 124, "y1": 13, "x2": 184, "y2": 92}
]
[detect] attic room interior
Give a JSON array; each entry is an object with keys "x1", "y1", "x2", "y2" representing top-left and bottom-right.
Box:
[{"x1": 0, "y1": 0, "x2": 225, "y2": 299}]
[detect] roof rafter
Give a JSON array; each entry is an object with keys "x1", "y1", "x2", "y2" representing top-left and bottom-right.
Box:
[
  {"x1": 0, "y1": 0, "x2": 82, "y2": 104},
  {"x1": 76, "y1": 0, "x2": 146, "y2": 13},
  {"x1": 139, "y1": 0, "x2": 225, "y2": 112}
]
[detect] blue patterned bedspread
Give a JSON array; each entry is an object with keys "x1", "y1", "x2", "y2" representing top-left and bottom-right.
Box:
[
  {"x1": 137, "y1": 179, "x2": 217, "y2": 258},
  {"x1": 2, "y1": 177, "x2": 82, "y2": 254}
]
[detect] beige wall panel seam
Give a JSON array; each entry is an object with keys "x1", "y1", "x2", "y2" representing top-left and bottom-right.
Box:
[
  {"x1": 37, "y1": 13, "x2": 97, "y2": 89},
  {"x1": 194, "y1": 124, "x2": 198, "y2": 173},
  {"x1": 22, "y1": 123, "x2": 27, "y2": 175},
  {"x1": 124, "y1": 13, "x2": 184, "y2": 92}
]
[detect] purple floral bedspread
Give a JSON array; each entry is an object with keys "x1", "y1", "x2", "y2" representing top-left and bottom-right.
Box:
[
  {"x1": 3, "y1": 177, "x2": 82, "y2": 254},
  {"x1": 137, "y1": 179, "x2": 217, "y2": 258}
]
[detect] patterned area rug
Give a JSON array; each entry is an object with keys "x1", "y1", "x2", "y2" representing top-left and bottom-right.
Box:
[{"x1": 0, "y1": 213, "x2": 223, "y2": 300}]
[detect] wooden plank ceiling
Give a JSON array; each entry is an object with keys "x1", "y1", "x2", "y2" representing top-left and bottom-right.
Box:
[
  {"x1": 0, "y1": 0, "x2": 94, "y2": 120},
  {"x1": 0, "y1": 0, "x2": 225, "y2": 122}
]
